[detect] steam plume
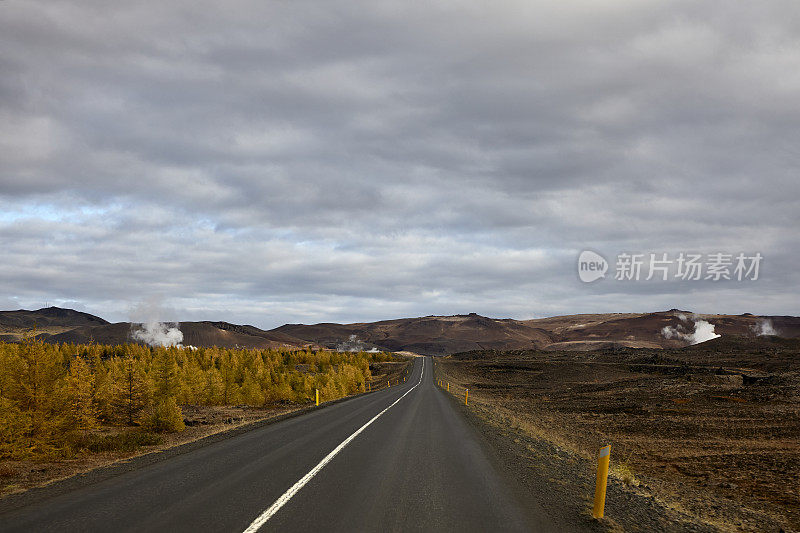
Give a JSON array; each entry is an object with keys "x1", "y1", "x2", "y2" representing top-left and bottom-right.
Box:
[
  {"x1": 129, "y1": 297, "x2": 184, "y2": 347},
  {"x1": 132, "y1": 320, "x2": 184, "y2": 347},
  {"x1": 662, "y1": 315, "x2": 720, "y2": 345},
  {"x1": 337, "y1": 334, "x2": 380, "y2": 353},
  {"x1": 753, "y1": 319, "x2": 777, "y2": 336}
]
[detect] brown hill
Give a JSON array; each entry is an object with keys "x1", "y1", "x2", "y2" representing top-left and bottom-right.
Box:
[
  {"x1": 179, "y1": 322, "x2": 310, "y2": 349},
  {"x1": 517, "y1": 310, "x2": 800, "y2": 351},
  {"x1": 273, "y1": 310, "x2": 800, "y2": 355},
  {"x1": 0, "y1": 307, "x2": 110, "y2": 342},
  {"x1": 0, "y1": 307, "x2": 310, "y2": 349},
  {"x1": 275, "y1": 312, "x2": 555, "y2": 355},
  {"x1": 41, "y1": 321, "x2": 309, "y2": 350},
  {"x1": 0, "y1": 307, "x2": 109, "y2": 329},
  {"x1": 2, "y1": 307, "x2": 798, "y2": 354}
]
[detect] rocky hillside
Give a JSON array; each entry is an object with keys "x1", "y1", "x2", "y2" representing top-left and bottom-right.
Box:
[{"x1": 2, "y1": 307, "x2": 798, "y2": 354}]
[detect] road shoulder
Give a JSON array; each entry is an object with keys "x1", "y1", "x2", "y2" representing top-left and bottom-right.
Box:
[{"x1": 447, "y1": 394, "x2": 719, "y2": 532}]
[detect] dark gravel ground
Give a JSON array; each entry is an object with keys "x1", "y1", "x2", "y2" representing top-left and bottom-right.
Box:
[
  {"x1": 436, "y1": 345, "x2": 798, "y2": 533},
  {"x1": 445, "y1": 393, "x2": 745, "y2": 532}
]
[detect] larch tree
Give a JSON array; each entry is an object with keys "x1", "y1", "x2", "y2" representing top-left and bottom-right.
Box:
[
  {"x1": 10, "y1": 335, "x2": 64, "y2": 452},
  {"x1": 65, "y1": 356, "x2": 98, "y2": 435},
  {"x1": 111, "y1": 357, "x2": 149, "y2": 426}
]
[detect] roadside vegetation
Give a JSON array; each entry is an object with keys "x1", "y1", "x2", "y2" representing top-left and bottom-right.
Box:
[{"x1": 0, "y1": 334, "x2": 396, "y2": 462}]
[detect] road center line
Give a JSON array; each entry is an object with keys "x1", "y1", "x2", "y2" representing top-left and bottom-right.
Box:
[{"x1": 242, "y1": 358, "x2": 425, "y2": 533}]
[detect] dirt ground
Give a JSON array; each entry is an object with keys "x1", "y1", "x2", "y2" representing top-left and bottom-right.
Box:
[
  {"x1": 435, "y1": 338, "x2": 799, "y2": 532},
  {"x1": 0, "y1": 359, "x2": 410, "y2": 499}
]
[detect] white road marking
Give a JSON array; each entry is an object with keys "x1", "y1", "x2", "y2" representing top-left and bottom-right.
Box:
[{"x1": 242, "y1": 358, "x2": 425, "y2": 533}]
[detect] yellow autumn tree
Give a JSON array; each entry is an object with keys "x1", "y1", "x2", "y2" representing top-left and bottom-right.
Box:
[
  {"x1": 144, "y1": 349, "x2": 184, "y2": 432},
  {"x1": 110, "y1": 357, "x2": 149, "y2": 426},
  {"x1": 240, "y1": 368, "x2": 264, "y2": 406},
  {"x1": 64, "y1": 356, "x2": 98, "y2": 438},
  {"x1": 7, "y1": 335, "x2": 64, "y2": 455}
]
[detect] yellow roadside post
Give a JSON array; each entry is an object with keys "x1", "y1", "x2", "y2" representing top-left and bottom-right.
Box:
[
  {"x1": 592, "y1": 445, "x2": 611, "y2": 519},
  {"x1": 315, "y1": 389, "x2": 319, "y2": 406},
  {"x1": 387, "y1": 380, "x2": 390, "y2": 388},
  {"x1": 447, "y1": 382, "x2": 450, "y2": 392},
  {"x1": 465, "y1": 389, "x2": 469, "y2": 405}
]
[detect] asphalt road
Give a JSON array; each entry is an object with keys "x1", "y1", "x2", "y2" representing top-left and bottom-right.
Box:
[{"x1": 0, "y1": 357, "x2": 557, "y2": 532}]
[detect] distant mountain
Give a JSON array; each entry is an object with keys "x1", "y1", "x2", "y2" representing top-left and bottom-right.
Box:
[
  {"x1": 0, "y1": 307, "x2": 109, "y2": 329},
  {"x1": 0, "y1": 307, "x2": 110, "y2": 342},
  {"x1": 273, "y1": 312, "x2": 553, "y2": 355},
  {"x1": 1, "y1": 306, "x2": 798, "y2": 354},
  {"x1": 272, "y1": 310, "x2": 800, "y2": 354},
  {"x1": 44, "y1": 321, "x2": 310, "y2": 350},
  {"x1": 0, "y1": 307, "x2": 309, "y2": 349}
]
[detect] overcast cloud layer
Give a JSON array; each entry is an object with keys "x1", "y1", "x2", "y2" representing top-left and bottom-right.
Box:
[{"x1": 1, "y1": 0, "x2": 798, "y2": 327}]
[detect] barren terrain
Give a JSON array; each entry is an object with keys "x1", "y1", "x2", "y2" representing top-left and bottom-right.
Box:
[{"x1": 435, "y1": 337, "x2": 800, "y2": 532}]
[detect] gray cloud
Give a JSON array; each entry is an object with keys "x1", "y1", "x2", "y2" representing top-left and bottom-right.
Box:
[{"x1": 1, "y1": 0, "x2": 798, "y2": 327}]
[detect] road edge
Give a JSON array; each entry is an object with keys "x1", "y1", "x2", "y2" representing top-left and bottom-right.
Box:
[{"x1": 436, "y1": 385, "x2": 592, "y2": 532}]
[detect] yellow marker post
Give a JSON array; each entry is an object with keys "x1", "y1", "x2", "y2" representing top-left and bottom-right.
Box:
[
  {"x1": 447, "y1": 382, "x2": 450, "y2": 392},
  {"x1": 315, "y1": 389, "x2": 319, "y2": 406},
  {"x1": 592, "y1": 445, "x2": 611, "y2": 519},
  {"x1": 387, "y1": 380, "x2": 390, "y2": 388},
  {"x1": 465, "y1": 389, "x2": 469, "y2": 405}
]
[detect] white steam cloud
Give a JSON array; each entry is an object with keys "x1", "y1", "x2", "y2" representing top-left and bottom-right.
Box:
[
  {"x1": 662, "y1": 314, "x2": 721, "y2": 345},
  {"x1": 336, "y1": 334, "x2": 380, "y2": 353},
  {"x1": 688, "y1": 320, "x2": 722, "y2": 344},
  {"x1": 753, "y1": 319, "x2": 777, "y2": 336},
  {"x1": 132, "y1": 320, "x2": 184, "y2": 347},
  {"x1": 129, "y1": 297, "x2": 184, "y2": 347}
]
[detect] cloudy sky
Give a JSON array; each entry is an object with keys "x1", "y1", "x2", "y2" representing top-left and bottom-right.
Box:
[{"x1": 1, "y1": 0, "x2": 798, "y2": 328}]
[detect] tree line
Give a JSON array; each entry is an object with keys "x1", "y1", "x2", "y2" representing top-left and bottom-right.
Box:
[{"x1": 0, "y1": 336, "x2": 395, "y2": 459}]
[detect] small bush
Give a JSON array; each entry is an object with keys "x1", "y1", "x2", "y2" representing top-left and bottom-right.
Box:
[
  {"x1": 614, "y1": 460, "x2": 638, "y2": 485},
  {"x1": 143, "y1": 398, "x2": 185, "y2": 433}
]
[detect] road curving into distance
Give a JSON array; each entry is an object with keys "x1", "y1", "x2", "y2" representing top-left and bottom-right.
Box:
[{"x1": 0, "y1": 357, "x2": 559, "y2": 532}]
